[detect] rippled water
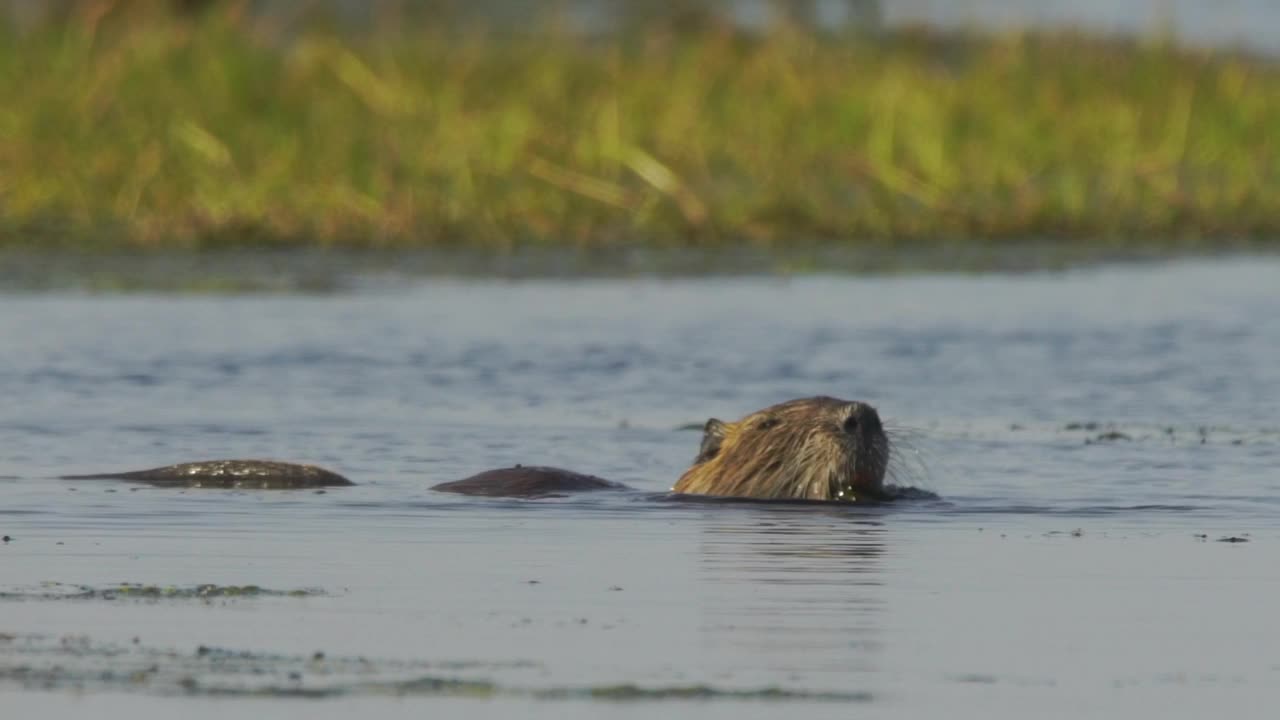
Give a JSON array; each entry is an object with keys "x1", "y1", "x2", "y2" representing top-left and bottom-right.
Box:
[{"x1": 1, "y1": 257, "x2": 1278, "y2": 718}]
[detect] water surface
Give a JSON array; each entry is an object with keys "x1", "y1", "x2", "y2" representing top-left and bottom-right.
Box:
[{"x1": 1, "y1": 257, "x2": 1277, "y2": 717}]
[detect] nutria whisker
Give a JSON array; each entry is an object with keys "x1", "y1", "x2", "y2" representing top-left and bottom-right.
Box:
[{"x1": 881, "y1": 425, "x2": 934, "y2": 490}]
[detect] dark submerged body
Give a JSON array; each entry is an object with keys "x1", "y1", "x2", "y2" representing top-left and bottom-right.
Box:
[{"x1": 60, "y1": 460, "x2": 353, "y2": 489}]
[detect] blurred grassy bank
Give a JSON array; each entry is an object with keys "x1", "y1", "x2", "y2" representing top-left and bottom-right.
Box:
[{"x1": 2, "y1": 2, "x2": 1279, "y2": 251}]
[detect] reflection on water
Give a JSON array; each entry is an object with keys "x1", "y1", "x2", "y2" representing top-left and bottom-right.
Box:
[{"x1": 696, "y1": 510, "x2": 886, "y2": 672}]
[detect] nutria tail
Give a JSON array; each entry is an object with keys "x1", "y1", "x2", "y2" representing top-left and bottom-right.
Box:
[
  {"x1": 60, "y1": 460, "x2": 353, "y2": 489},
  {"x1": 673, "y1": 396, "x2": 890, "y2": 502},
  {"x1": 433, "y1": 466, "x2": 626, "y2": 498}
]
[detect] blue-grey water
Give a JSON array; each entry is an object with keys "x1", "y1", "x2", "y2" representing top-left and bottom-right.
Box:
[{"x1": 1, "y1": 257, "x2": 1278, "y2": 718}]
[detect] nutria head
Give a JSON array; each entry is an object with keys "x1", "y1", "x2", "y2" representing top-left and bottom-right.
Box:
[{"x1": 672, "y1": 396, "x2": 889, "y2": 502}]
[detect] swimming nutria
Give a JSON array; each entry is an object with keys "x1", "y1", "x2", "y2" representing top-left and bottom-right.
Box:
[
  {"x1": 59, "y1": 460, "x2": 352, "y2": 489},
  {"x1": 59, "y1": 397, "x2": 896, "y2": 501},
  {"x1": 436, "y1": 396, "x2": 892, "y2": 502},
  {"x1": 673, "y1": 396, "x2": 888, "y2": 501}
]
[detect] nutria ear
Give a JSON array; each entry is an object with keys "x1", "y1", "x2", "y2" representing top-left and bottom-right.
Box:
[{"x1": 695, "y1": 418, "x2": 727, "y2": 463}]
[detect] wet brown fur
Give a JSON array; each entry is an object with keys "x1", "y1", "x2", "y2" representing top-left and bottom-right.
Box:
[{"x1": 672, "y1": 396, "x2": 889, "y2": 501}]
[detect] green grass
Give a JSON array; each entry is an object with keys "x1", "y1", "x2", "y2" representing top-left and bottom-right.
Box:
[{"x1": 2, "y1": 3, "x2": 1279, "y2": 250}]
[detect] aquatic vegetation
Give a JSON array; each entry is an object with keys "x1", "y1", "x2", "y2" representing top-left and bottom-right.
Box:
[
  {"x1": 1, "y1": 2, "x2": 1278, "y2": 250},
  {"x1": 0, "y1": 633, "x2": 868, "y2": 701},
  {"x1": 0, "y1": 581, "x2": 324, "y2": 601}
]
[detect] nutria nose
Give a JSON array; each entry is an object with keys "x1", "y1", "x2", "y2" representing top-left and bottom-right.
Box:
[{"x1": 842, "y1": 403, "x2": 882, "y2": 436}]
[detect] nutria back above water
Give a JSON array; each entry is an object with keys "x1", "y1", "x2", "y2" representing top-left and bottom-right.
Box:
[
  {"x1": 60, "y1": 460, "x2": 353, "y2": 489},
  {"x1": 431, "y1": 466, "x2": 625, "y2": 498}
]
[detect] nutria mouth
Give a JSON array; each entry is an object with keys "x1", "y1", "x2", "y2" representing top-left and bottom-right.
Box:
[{"x1": 672, "y1": 396, "x2": 889, "y2": 502}]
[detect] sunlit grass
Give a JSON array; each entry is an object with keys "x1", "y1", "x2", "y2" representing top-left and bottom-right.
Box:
[{"x1": 1, "y1": 3, "x2": 1278, "y2": 249}]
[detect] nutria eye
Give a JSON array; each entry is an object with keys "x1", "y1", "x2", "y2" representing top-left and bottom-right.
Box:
[
  {"x1": 757, "y1": 418, "x2": 780, "y2": 430},
  {"x1": 842, "y1": 415, "x2": 859, "y2": 433}
]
